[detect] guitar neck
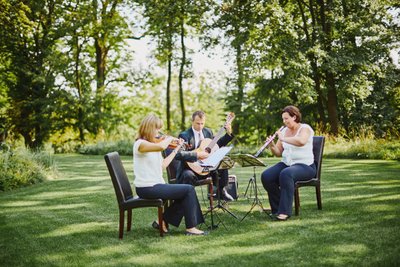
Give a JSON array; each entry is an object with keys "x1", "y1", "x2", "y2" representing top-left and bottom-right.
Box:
[
  {"x1": 205, "y1": 112, "x2": 234, "y2": 151},
  {"x1": 206, "y1": 127, "x2": 225, "y2": 150}
]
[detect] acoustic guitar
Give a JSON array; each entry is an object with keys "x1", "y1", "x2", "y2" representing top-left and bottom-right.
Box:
[{"x1": 187, "y1": 112, "x2": 235, "y2": 175}]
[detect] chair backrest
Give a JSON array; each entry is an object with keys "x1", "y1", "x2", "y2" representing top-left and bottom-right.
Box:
[
  {"x1": 312, "y1": 136, "x2": 325, "y2": 180},
  {"x1": 104, "y1": 152, "x2": 134, "y2": 205}
]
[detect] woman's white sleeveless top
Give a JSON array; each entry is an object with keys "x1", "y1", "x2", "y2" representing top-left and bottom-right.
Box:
[{"x1": 281, "y1": 124, "x2": 314, "y2": 166}]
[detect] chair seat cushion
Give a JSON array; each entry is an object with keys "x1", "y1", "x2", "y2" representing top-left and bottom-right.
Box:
[
  {"x1": 295, "y1": 178, "x2": 319, "y2": 187},
  {"x1": 121, "y1": 196, "x2": 163, "y2": 209},
  {"x1": 194, "y1": 177, "x2": 212, "y2": 186}
]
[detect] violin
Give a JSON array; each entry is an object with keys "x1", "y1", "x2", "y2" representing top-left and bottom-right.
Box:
[
  {"x1": 155, "y1": 134, "x2": 188, "y2": 150},
  {"x1": 168, "y1": 138, "x2": 183, "y2": 149}
]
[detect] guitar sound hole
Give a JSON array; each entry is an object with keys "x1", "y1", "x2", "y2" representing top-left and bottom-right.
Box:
[{"x1": 205, "y1": 147, "x2": 211, "y2": 153}]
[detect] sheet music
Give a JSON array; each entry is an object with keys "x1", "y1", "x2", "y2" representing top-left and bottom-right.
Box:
[
  {"x1": 199, "y1": 146, "x2": 233, "y2": 167},
  {"x1": 229, "y1": 153, "x2": 266, "y2": 167}
]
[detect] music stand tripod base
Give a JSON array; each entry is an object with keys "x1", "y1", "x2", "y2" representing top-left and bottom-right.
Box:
[
  {"x1": 244, "y1": 173, "x2": 260, "y2": 200},
  {"x1": 229, "y1": 154, "x2": 269, "y2": 221},
  {"x1": 202, "y1": 155, "x2": 238, "y2": 229}
]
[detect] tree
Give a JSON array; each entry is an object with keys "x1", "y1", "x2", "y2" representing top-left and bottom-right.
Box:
[
  {"x1": 54, "y1": 0, "x2": 132, "y2": 142},
  {"x1": 0, "y1": 0, "x2": 65, "y2": 148},
  {"x1": 237, "y1": 0, "x2": 400, "y2": 137},
  {"x1": 136, "y1": 0, "x2": 179, "y2": 131},
  {"x1": 89, "y1": 0, "x2": 130, "y2": 135},
  {"x1": 136, "y1": 0, "x2": 210, "y2": 130},
  {"x1": 0, "y1": 56, "x2": 10, "y2": 143},
  {"x1": 53, "y1": 0, "x2": 94, "y2": 143},
  {"x1": 208, "y1": 0, "x2": 257, "y2": 138}
]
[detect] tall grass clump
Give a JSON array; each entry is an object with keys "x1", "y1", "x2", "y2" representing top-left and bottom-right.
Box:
[
  {"x1": 78, "y1": 140, "x2": 133, "y2": 155},
  {"x1": 234, "y1": 126, "x2": 400, "y2": 160},
  {"x1": 324, "y1": 127, "x2": 400, "y2": 160},
  {"x1": 0, "y1": 146, "x2": 56, "y2": 191},
  {"x1": 325, "y1": 138, "x2": 400, "y2": 160}
]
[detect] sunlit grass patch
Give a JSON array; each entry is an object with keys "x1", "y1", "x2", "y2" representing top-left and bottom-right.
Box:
[{"x1": 0, "y1": 155, "x2": 399, "y2": 266}]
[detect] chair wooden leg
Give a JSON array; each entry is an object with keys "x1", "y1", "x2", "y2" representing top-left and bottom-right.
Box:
[
  {"x1": 316, "y1": 185, "x2": 322, "y2": 210},
  {"x1": 158, "y1": 206, "x2": 164, "y2": 237},
  {"x1": 294, "y1": 188, "x2": 300, "y2": 216},
  {"x1": 127, "y1": 209, "x2": 132, "y2": 232},
  {"x1": 119, "y1": 209, "x2": 125, "y2": 239}
]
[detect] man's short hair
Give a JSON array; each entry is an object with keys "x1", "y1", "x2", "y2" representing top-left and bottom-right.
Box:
[{"x1": 192, "y1": 110, "x2": 205, "y2": 121}]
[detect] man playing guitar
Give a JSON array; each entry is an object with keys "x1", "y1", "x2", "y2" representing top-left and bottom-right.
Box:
[{"x1": 176, "y1": 110, "x2": 235, "y2": 201}]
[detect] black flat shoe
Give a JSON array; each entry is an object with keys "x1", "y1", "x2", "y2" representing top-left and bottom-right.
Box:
[
  {"x1": 152, "y1": 221, "x2": 169, "y2": 232},
  {"x1": 152, "y1": 221, "x2": 159, "y2": 230}
]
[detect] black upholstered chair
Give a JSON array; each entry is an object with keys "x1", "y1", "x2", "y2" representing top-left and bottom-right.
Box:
[
  {"x1": 294, "y1": 136, "x2": 325, "y2": 216},
  {"x1": 104, "y1": 152, "x2": 164, "y2": 239}
]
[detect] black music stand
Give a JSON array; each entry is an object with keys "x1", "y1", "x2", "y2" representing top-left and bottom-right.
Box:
[
  {"x1": 229, "y1": 154, "x2": 268, "y2": 221},
  {"x1": 202, "y1": 155, "x2": 238, "y2": 229}
]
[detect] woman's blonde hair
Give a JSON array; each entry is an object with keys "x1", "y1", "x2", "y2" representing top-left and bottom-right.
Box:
[{"x1": 137, "y1": 114, "x2": 163, "y2": 142}]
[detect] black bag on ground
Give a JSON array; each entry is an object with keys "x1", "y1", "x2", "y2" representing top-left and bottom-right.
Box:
[{"x1": 225, "y1": 175, "x2": 239, "y2": 200}]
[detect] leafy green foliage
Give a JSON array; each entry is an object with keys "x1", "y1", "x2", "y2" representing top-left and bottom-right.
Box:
[
  {"x1": 0, "y1": 147, "x2": 55, "y2": 191},
  {"x1": 0, "y1": 0, "x2": 65, "y2": 148},
  {"x1": 220, "y1": 0, "x2": 400, "y2": 138},
  {"x1": 136, "y1": 0, "x2": 213, "y2": 130},
  {"x1": 0, "y1": 0, "x2": 399, "y2": 150},
  {"x1": 78, "y1": 140, "x2": 133, "y2": 155},
  {"x1": 324, "y1": 138, "x2": 400, "y2": 160}
]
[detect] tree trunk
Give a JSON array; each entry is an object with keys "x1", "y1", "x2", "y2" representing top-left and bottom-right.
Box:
[
  {"x1": 94, "y1": 38, "x2": 107, "y2": 110},
  {"x1": 326, "y1": 72, "x2": 339, "y2": 134},
  {"x1": 92, "y1": 0, "x2": 113, "y2": 135},
  {"x1": 298, "y1": 0, "x2": 326, "y2": 126},
  {"x1": 178, "y1": 14, "x2": 186, "y2": 131},
  {"x1": 311, "y1": 60, "x2": 326, "y2": 125},
  {"x1": 234, "y1": 42, "x2": 244, "y2": 136},
  {"x1": 74, "y1": 32, "x2": 85, "y2": 142},
  {"x1": 93, "y1": 38, "x2": 107, "y2": 135},
  {"x1": 166, "y1": 55, "x2": 172, "y2": 131},
  {"x1": 318, "y1": 0, "x2": 339, "y2": 135}
]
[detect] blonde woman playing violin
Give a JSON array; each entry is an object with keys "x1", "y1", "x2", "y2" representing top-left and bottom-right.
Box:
[{"x1": 133, "y1": 114, "x2": 207, "y2": 236}]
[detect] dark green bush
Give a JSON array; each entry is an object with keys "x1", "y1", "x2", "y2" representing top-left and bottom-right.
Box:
[
  {"x1": 0, "y1": 148, "x2": 55, "y2": 191},
  {"x1": 51, "y1": 139, "x2": 81, "y2": 154}
]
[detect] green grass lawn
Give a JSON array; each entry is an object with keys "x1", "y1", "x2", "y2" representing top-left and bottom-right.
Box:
[{"x1": 1, "y1": 154, "x2": 399, "y2": 267}]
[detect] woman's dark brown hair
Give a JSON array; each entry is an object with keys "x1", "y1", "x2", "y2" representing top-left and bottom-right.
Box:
[{"x1": 282, "y1": 105, "x2": 302, "y2": 123}]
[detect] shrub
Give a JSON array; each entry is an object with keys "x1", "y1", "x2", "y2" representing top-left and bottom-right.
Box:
[
  {"x1": 324, "y1": 138, "x2": 400, "y2": 160},
  {"x1": 0, "y1": 147, "x2": 56, "y2": 191},
  {"x1": 78, "y1": 140, "x2": 133, "y2": 155},
  {"x1": 75, "y1": 136, "x2": 400, "y2": 160},
  {"x1": 234, "y1": 136, "x2": 400, "y2": 160}
]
